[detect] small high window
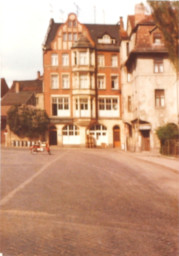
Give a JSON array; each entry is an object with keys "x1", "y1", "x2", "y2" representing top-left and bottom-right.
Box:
[
  {"x1": 155, "y1": 89, "x2": 165, "y2": 107},
  {"x1": 154, "y1": 59, "x2": 164, "y2": 73}
]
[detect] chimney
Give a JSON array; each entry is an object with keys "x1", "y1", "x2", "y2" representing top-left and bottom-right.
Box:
[
  {"x1": 37, "y1": 71, "x2": 41, "y2": 79},
  {"x1": 135, "y1": 3, "x2": 146, "y2": 25},
  {"x1": 120, "y1": 16, "x2": 124, "y2": 31},
  {"x1": 15, "y1": 82, "x2": 20, "y2": 93}
]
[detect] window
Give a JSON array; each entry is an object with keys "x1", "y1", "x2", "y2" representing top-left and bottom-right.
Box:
[
  {"x1": 62, "y1": 74, "x2": 70, "y2": 89},
  {"x1": 97, "y1": 75, "x2": 105, "y2": 89},
  {"x1": 153, "y1": 33, "x2": 162, "y2": 45},
  {"x1": 111, "y1": 76, "x2": 118, "y2": 89},
  {"x1": 128, "y1": 96, "x2": 132, "y2": 112},
  {"x1": 79, "y1": 52, "x2": 88, "y2": 65},
  {"x1": 51, "y1": 54, "x2": 58, "y2": 66},
  {"x1": 63, "y1": 125, "x2": 79, "y2": 136},
  {"x1": 111, "y1": 55, "x2": 118, "y2": 67},
  {"x1": 80, "y1": 75, "x2": 89, "y2": 89},
  {"x1": 154, "y1": 59, "x2": 164, "y2": 73},
  {"x1": 99, "y1": 98, "x2": 118, "y2": 111},
  {"x1": 68, "y1": 33, "x2": 72, "y2": 41},
  {"x1": 97, "y1": 55, "x2": 105, "y2": 67},
  {"x1": 63, "y1": 33, "x2": 67, "y2": 41},
  {"x1": 75, "y1": 97, "x2": 90, "y2": 117},
  {"x1": 73, "y1": 33, "x2": 78, "y2": 41},
  {"x1": 51, "y1": 74, "x2": 59, "y2": 89},
  {"x1": 62, "y1": 54, "x2": 69, "y2": 66},
  {"x1": 98, "y1": 34, "x2": 111, "y2": 44},
  {"x1": 52, "y1": 97, "x2": 70, "y2": 116},
  {"x1": 155, "y1": 89, "x2": 165, "y2": 107}
]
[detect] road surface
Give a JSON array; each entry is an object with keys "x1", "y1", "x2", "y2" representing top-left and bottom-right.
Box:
[{"x1": 0, "y1": 148, "x2": 178, "y2": 256}]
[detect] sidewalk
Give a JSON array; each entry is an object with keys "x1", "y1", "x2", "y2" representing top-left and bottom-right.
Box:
[{"x1": 125, "y1": 151, "x2": 179, "y2": 172}]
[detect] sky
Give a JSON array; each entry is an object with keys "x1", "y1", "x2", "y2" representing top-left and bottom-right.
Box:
[{"x1": 0, "y1": 0, "x2": 147, "y2": 87}]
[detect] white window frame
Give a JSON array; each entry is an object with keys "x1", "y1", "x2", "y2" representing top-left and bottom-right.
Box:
[
  {"x1": 51, "y1": 96, "x2": 70, "y2": 117},
  {"x1": 111, "y1": 75, "x2": 119, "y2": 90},
  {"x1": 51, "y1": 74, "x2": 59, "y2": 89},
  {"x1": 97, "y1": 75, "x2": 105, "y2": 89},
  {"x1": 98, "y1": 97, "x2": 119, "y2": 117},
  {"x1": 51, "y1": 54, "x2": 58, "y2": 66},
  {"x1": 79, "y1": 52, "x2": 88, "y2": 65},
  {"x1": 111, "y1": 55, "x2": 118, "y2": 67},
  {"x1": 80, "y1": 75, "x2": 89, "y2": 89},
  {"x1": 74, "y1": 97, "x2": 90, "y2": 117},
  {"x1": 62, "y1": 74, "x2": 70, "y2": 89},
  {"x1": 62, "y1": 53, "x2": 69, "y2": 66},
  {"x1": 98, "y1": 55, "x2": 105, "y2": 67}
]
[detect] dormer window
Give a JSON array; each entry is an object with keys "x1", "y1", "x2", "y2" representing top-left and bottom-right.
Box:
[
  {"x1": 153, "y1": 33, "x2": 162, "y2": 45},
  {"x1": 98, "y1": 34, "x2": 115, "y2": 44}
]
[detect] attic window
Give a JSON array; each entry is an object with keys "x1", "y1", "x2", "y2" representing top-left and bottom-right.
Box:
[
  {"x1": 98, "y1": 34, "x2": 113, "y2": 44},
  {"x1": 153, "y1": 33, "x2": 162, "y2": 45}
]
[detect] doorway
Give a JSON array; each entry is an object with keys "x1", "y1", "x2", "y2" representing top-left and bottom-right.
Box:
[
  {"x1": 113, "y1": 125, "x2": 121, "y2": 148},
  {"x1": 140, "y1": 130, "x2": 150, "y2": 151},
  {"x1": 49, "y1": 126, "x2": 57, "y2": 145}
]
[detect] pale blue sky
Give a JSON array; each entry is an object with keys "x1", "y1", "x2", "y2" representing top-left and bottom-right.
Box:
[{"x1": 0, "y1": 0, "x2": 147, "y2": 87}]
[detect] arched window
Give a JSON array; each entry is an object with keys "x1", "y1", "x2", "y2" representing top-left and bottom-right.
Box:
[{"x1": 62, "y1": 125, "x2": 79, "y2": 136}]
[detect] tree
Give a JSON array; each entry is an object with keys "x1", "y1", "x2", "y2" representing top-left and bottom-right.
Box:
[
  {"x1": 147, "y1": 1, "x2": 179, "y2": 71},
  {"x1": 156, "y1": 123, "x2": 179, "y2": 144},
  {"x1": 7, "y1": 105, "x2": 50, "y2": 139}
]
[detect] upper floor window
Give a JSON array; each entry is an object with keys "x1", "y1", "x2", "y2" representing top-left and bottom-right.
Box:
[
  {"x1": 62, "y1": 74, "x2": 70, "y2": 89},
  {"x1": 154, "y1": 59, "x2": 164, "y2": 73},
  {"x1": 51, "y1": 54, "x2": 58, "y2": 66},
  {"x1": 51, "y1": 74, "x2": 59, "y2": 89},
  {"x1": 80, "y1": 75, "x2": 89, "y2": 89},
  {"x1": 98, "y1": 34, "x2": 115, "y2": 44},
  {"x1": 52, "y1": 97, "x2": 70, "y2": 116},
  {"x1": 62, "y1": 53, "x2": 69, "y2": 66},
  {"x1": 155, "y1": 89, "x2": 165, "y2": 107},
  {"x1": 79, "y1": 52, "x2": 88, "y2": 65},
  {"x1": 97, "y1": 55, "x2": 105, "y2": 67},
  {"x1": 97, "y1": 75, "x2": 105, "y2": 89},
  {"x1": 111, "y1": 75, "x2": 118, "y2": 90},
  {"x1": 63, "y1": 33, "x2": 67, "y2": 41},
  {"x1": 111, "y1": 55, "x2": 118, "y2": 67},
  {"x1": 153, "y1": 33, "x2": 162, "y2": 45}
]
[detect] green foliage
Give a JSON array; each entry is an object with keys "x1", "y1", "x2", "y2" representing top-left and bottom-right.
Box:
[
  {"x1": 147, "y1": 1, "x2": 179, "y2": 71},
  {"x1": 7, "y1": 105, "x2": 50, "y2": 139},
  {"x1": 156, "y1": 123, "x2": 179, "y2": 145}
]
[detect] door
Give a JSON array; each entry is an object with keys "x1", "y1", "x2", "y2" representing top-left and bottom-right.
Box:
[
  {"x1": 49, "y1": 126, "x2": 57, "y2": 145},
  {"x1": 141, "y1": 130, "x2": 150, "y2": 151},
  {"x1": 113, "y1": 125, "x2": 120, "y2": 148}
]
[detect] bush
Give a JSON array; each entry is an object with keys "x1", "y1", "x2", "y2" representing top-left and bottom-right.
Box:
[
  {"x1": 7, "y1": 105, "x2": 50, "y2": 139},
  {"x1": 156, "y1": 123, "x2": 179, "y2": 145}
]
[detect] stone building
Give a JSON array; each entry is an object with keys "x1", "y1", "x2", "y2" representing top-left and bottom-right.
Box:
[
  {"x1": 43, "y1": 13, "x2": 124, "y2": 147},
  {"x1": 120, "y1": 4, "x2": 179, "y2": 152}
]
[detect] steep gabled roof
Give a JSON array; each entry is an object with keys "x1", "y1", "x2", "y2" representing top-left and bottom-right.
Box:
[
  {"x1": 43, "y1": 19, "x2": 120, "y2": 51},
  {"x1": 1, "y1": 91, "x2": 35, "y2": 106},
  {"x1": 10, "y1": 79, "x2": 43, "y2": 93}
]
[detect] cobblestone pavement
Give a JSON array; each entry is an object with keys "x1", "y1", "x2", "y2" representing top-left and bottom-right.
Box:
[{"x1": 0, "y1": 148, "x2": 178, "y2": 256}]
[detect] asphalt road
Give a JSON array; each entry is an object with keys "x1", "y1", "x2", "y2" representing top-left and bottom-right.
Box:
[{"x1": 0, "y1": 148, "x2": 178, "y2": 256}]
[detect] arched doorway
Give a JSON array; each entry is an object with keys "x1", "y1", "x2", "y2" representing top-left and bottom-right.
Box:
[
  {"x1": 49, "y1": 125, "x2": 57, "y2": 145},
  {"x1": 88, "y1": 124, "x2": 108, "y2": 147},
  {"x1": 62, "y1": 124, "x2": 80, "y2": 145},
  {"x1": 113, "y1": 125, "x2": 120, "y2": 148}
]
